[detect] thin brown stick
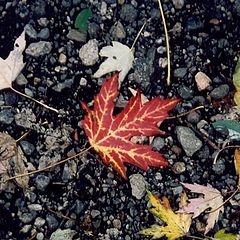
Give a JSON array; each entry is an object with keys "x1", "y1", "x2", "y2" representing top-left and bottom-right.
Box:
[
  {"x1": 206, "y1": 187, "x2": 240, "y2": 214},
  {"x1": 213, "y1": 145, "x2": 240, "y2": 164},
  {"x1": 10, "y1": 86, "x2": 59, "y2": 113},
  {"x1": 16, "y1": 130, "x2": 31, "y2": 143},
  {"x1": 47, "y1": 207, "x2": 76, "y2": 221},
  {"x1": 0, "y1": 146, "x2": 92, "y2": 184},
  {"x1": 166, "y1": 106, "x2": 204, "y2": 120}
]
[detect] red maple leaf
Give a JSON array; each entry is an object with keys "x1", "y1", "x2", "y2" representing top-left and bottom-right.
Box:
[{"x1": 81, "y1": 74, "x2": 180, "y2": 179}]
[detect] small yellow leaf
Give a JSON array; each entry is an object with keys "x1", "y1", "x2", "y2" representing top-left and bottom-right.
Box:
[
  {"x1": 214, "y1": 228, "x2": 238, "y2": 240},
  {"x1": 179, "y1": 191, "x2": 188, "y2": 209},
  {"x1": 140, "y1": 191, "x2": 192, "y2": 240},
  {"x1": 234, "y1": 91, "x2": 240, "y2": 106},
  {"x1": 234, "y1": 148, "x2": 240, "y2": 186}
]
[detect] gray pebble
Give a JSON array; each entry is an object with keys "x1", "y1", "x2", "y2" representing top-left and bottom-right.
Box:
[
  {"x1": 67, "y1": 29, "x2": 87, "y2": 42},
  {"x1": 91, "y1": 209, "x2": 100, "y2": 218},
  {"x1": 152, "y1": 137, "x2": 165, "y2": 151},
  {"x1": 172, "y1": 162, "x2": 186, "y2": 174},
  {"x1": 20, "y1": 140, "x2": 35, "y2": 155},
  {"x1": 26, "y1": 41, "x2": 52, "y2": 57},
  {"x1": 34, "y1": 217, "x2": 45, "y2": 228},
  {"x1": 176, "y1": 126, "x2": 202, "y2": 156},
  {"x1": 113, "y1": 219, "x2": 122, "y2": 230},
  {"x1": 16, "y1": 73, "x2": 28, "y2": 86},
  {"x1": 19, "y1": 211, "x2": 37, "y2": 224},
  {"x1": 36, "y1": 232, "x2": 44, "y2": 240},
  {"x1": 0, "y1": 109, "x2": 14, "y2": 124},
  {"x1": 187, "y1": 111, "x2": 201, "y2": 124},
  {"x1": 79, "y1": 39, "x2": 99, "y2": 66},
  {"x1": 24, "y1": 24, "x2": 37, "y2": 39},
  {"x1": 110, "y1": 21, "x2": 126, "y2": 39},
  {"x1": 37, "y1": 28, "x2": 50, "y2": 39},
  {"x1": 210, "y1": 84, "x2": 229, "y2": 100},
  {"x1": 186, "y1": 17, "x2": 204, "y2": 31},
  {"x1": 34, "y1": 174, "x2": 50, "y2": 191},
  {"x1": 46, "y1": 215, "x2": 59, "y2": 230},
  {"x1": 174, "y1": 68, "x2": 187, "y2": 78},
  {"x1": 129, "y1": 174, "x2": 146, "y2": 200},
  {"x1": 120, "y1": 4, "x2": 137, "y2": 22},
  {"x1": 172, "y1": 0, "x2": 184, "y2": 9},
  {"x1": 178, "y1": 86, "x2": 193, "y2": 99}
]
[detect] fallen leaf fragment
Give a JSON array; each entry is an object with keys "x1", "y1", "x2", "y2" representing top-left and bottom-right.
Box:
[
  {"x1": 0, "y1": 132, "x2": 29, "y2": 189},
  {"x1": 140, "y1": 190, "x2": 192, "y2": 240},
  {"x1": 179, "y1": 183, "x2": 224, "y2": 234},
  {"x1": 93, "y1": 41, "x2": 134, "y2": 87},
  {"x1": 234, "y1": 148, "x2": 240, "y2": 186},
  {"x1": 81, "y1": 74, "x2": 180, "y2": 179},
  {"x1": 0, "y1": 30, "x2": 26, "y2": 90},
  {"x1": 233, "y1": 57, "x2": 240, "y2": 105},
  {"x1": 214, "y1": 229, "x2": 239, "y2": 240}
]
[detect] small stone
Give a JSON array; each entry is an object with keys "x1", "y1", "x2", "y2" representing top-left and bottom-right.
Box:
[
  {"x1": 37, "y1": 28, "x2": 50, "y2": 39},
  {"x1": 172, "y1": 162, "x2": 186, "y2": 174},
  {"x1": 174, "y1": 68, "x2": 187, "y2": 78},
  {"x1": 34, "y1": 217, "x2": 45, "y2": 228},
  {"x1": 0, "y1": 109, "x2": 14, "y2": 124},
  {"x1": 24, "y1": 24, "x2": 37, "y2": 39},
  {"x1": 28, "y1": 204, "x2": 42, "y2": 211},
  {"x1": 100, "y1": 1, "x2": 107, "y2": 15},
  {"x1": 210, "y1": 84, "x2": 229, "y2": 100},
  {"x1": 110, "y1": 21, "x2": 126, "y2": 39},
  {"x1": 34, "y1": 174, "x2": 50, "y2": 191},
  {"x1": 187, "y1": 111, "x2": 201, "y2": 124},
  {"x1": 195, "y1": 71, "x2": 212, "y2": 91},
  {"x1": 50, "y1": 229, "x2": 77, "y2": 240},
  {"x1": 172, "y1": 0, "x2": 184, "y2": 9},
  {"x1": 20, "y1": 141, "x2": 35, "y2": 155},
  {"x1": 159, "y1": 58, "x2": 168, "y2": 68},
  {"x1": 67, "y1": 29, "x2": 87, "y2": 42},
  {"x1": 178, "y1": 86, "x2": 193, "y2": 99},
  {"x1": 152, "y1": 137, "x2": 165, "y2": 151},
  {"x1": 16, "y1": 73, "x2": 28, "y2": 86},
  {"x1": 25, "y1": 41, "x2": 52, "y2": 57},
  {"x1": 46, "y1": 215, "x2": 59, "y2": 230},
  {"x1": 120, "y1": 4, "x2": 137, "y2": 22},
  {"x1": 171, "y1": 145, "x2": 182, "y2": 155},
  {"x1": 186, "y1": 17, "x2": 204, "y2": 31},
  {"x1": 91, "y1": 209, "x2": 100, "y2": 218},
  {"x1": 19, "y1": 212, "x2": 37, "y2": 224},
  {"x1": 80, "y1": 77, "x2": 87, "y2": 86},
  {"x1": 36, "y1": 232, "x2": 44, "y2": 240},
  {"x1": 129, "y1": 174, "x2": 146, "y2": 200},
  {"x1": 58, "y1": 53, "x2": 67, "y2": 65},
  {"x1": 79, "y1": 39, "x2": 99, "y2": 66},
  {"x1": 176, "y1": 126, "x2": 203, "y2": 156},
  {"x1": 38, "y1": 18, "x2": 49, "y2": 27},
  {"x1": 113, "y1": 219, "x2": 122, "y2": 230},
  {"x1": 20, "y1": 224, "x2": 32, "y2": 233}
]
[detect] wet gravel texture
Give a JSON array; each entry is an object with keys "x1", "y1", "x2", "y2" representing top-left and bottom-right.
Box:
[{"x1": 0, "y1": 0, "x2": 240, "y2": 239}]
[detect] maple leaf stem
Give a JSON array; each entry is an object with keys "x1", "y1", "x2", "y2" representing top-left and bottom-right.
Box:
[
  {"x1": 10, "y1": 86, "x2": 59, "y2": 113},
  {"x1": 157, "y1": 0, "x2": 171, "y2": 85},
  {"x1": 0, "y1": 146, "x2": 93, "y2": 184},
  {"x1": 130, "y1": 20, "x2": 148, "y2": 52},
  {"x1": 206, "y1": 186, "x2": 240, "y2": 214},
  {"x1": 213, "y1": 145, "x2": 240, "y2": 164}
]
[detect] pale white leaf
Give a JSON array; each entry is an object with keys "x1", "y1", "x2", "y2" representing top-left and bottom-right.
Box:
[
  {"x1": 0, "y1": 30, "x2": 26, "y2": 90},
  {"x1": 93, "y1": 41, "x2": 134, "y2": 86},
  {"x1": 178, "y1": 183, "x2": 224, "y2": 235}
]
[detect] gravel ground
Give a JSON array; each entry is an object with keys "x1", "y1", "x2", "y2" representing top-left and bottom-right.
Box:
[{"x1": 0, "y1": 0, "x2": 240, "y2": 239}]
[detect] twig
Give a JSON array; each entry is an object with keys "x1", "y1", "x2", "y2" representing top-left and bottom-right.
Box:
[
  {"x1": 10, "y1": 86, "x2": 59, "y2": 113},
  {"x1": 0, "y1": 146, "x2": 92, "y2": 184},
  {"x1": 213, "y1": 145, "x2": 240, "y2": 164},
  {"x1": 157, "y1": 0, "x2": 171, "y2": 85},
  {"x1": 130, "y1": 20, "x2": 148, "y2": 51},
  {"x1": 206, "y1": 187, "x2": 240, "y2": 214},
  {"x1": 166, "y1": 106, "x2": 204, "y2": 120},
  {"x1": 16, "y1": 130, "x2": 31, "y2": 143},
  {"x1": 47, "y1": 207, "x2": 76, "y2": 221}
]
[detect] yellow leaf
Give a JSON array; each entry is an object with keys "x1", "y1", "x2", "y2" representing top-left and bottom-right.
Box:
[
  {"x1": 140, "y1": 191, "x2": 192, "y2": 240},
  {"x1": 179, "y1": 191, "x2": 188, "y2": 209},
  {"x1": 234, "y1": 91, "x2": 240, "y2": 106},
  {"x1": 214, "y1": 229, "x2": 238, "y2": 240},
  {"x1": 234, "y1": 148, "x2": 240, "y2": 186},
  {"x1": 233, "y1": 58, "x2": 240, "y2": 106}
]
